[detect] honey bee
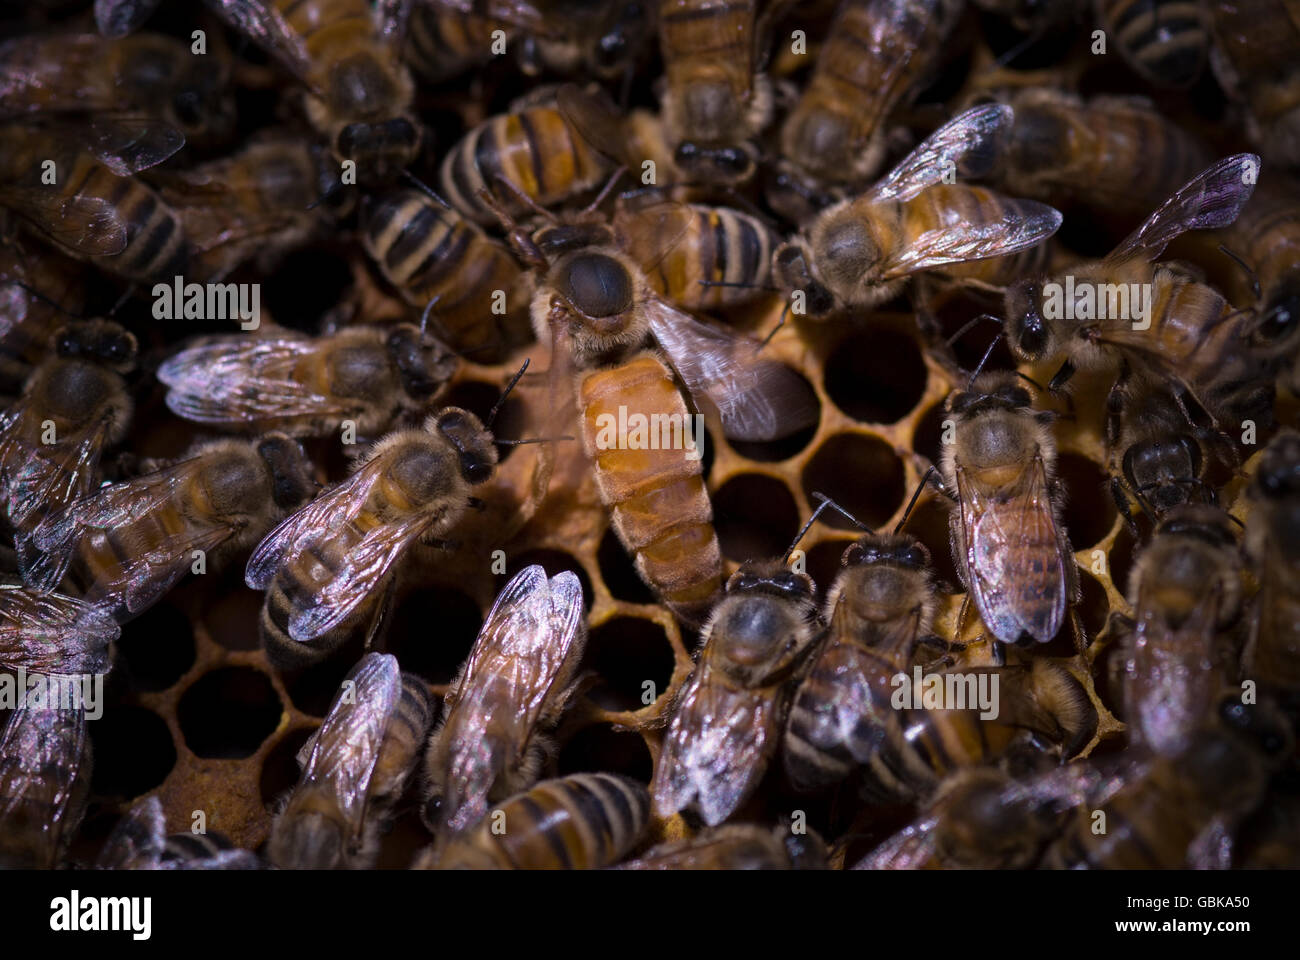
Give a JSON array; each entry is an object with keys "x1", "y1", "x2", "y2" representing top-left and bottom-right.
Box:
[
  {"x1": 97, "y1": 796, "x2": 263, "y2": 869},
  {"x1": 0, "y1": 705, "x2": 90, "y2": 869},
  {"x1": 657, "y1": 0, "x2": 782, "y2": 186},
  {"x1": 423, "y1": 564, "x2": 587, "y2": 834},
  {"x1": 1106, "y1": 372, "x2": 1216, "y2": 528},
  {"x1": 247, "y1": 404, "x2": 504, "y2": 669},
  {"x1": 617, "y1": 823, "x2": 828, "y2": 869},
  {"x1": 0, "y1": 582, "x2": 117, "y2": 675},
  {"x1": 438, "y1": 93, "x2": 612, "y2": 226},
  {"x1": 1003, "y1": 154, "x2": 1272, "y2": 429},
  {"x1": 0, "y1": 246, "x2": 87, "y2": 399},
  {"x1": 1116, "y1": 504, "x2": 1245, "y2": 757},
  {"x1": 1209, "y1": 0, "x2": 1300, "y2": 165},
  {"x1": 939, "y1": 371, "x2": 1080, "y2": 648},
  {"x1": 158, "y1": 324, "x2": 457, "y2": 439},
  {"x1": 205, "y1": 0, "x2": 420, "y2": 184},
  {"x1": 1243, "y1": 429, "x2": 1300, "y2": 712},
  {"x1": 1044, "y1": 701, "x2": 1292, "y2": 868},
  {"x1": 0, "y1": 31, "x2": 235, "y2": 149},
  {"x1": 0, "y1": 117, "x2": 186, "y2": 282},
  {"x1": 0, "y1": 320, "x2": 136, "y2": 568},
  {"x1": 653, "y1": 560, "x2": 820, "y2": 826},
  {"x1": 1098, "y1": 0, "x2": 1210, "y2": 89},
  {"x1": 987, "y1": 89, "x2": 1215, "y2": 219},
  {"x1": 770, "y1": 0, "x2": 964, "y2": 222},
  {"x1": 415, "y1": 772, "x2": 650, "y2": 869},
  {"x1": 360, "y1": 188, "x2": 531, "y2": 359},
  {"x1": 772, "y1": 104, "x2": 1063, "y2": 317},
  {"x1": 495, "y1": 192, "x2": 817, "y2": 625},
  {"x1": 155, "y1": 138, "x2": 338, "y2": 283},
  {"x1": 783, "y1": 511, "x2": 1094, "y2": 795},
  {"x1": 23, "y1": 434, "x2": 317, "y2": 624},
  {"x1": 613, "y1": 189, "x2": 780, "y2": 310},
  {"x1": 269, "y1": 651, "x2": 432, "y2": 869}
]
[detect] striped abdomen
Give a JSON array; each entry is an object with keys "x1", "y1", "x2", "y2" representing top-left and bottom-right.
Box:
[
  {"x1": 275, "y1": 0, "x2": 375, "y2": 67},
  {"x1": 361, "y1": 190, "x2": 525, "y2": 357},
  {"x1": 261, "y1": 509, "x2": 385, "y2": 670},
  {"x1": 369, "y1": 674, "x2": 433, "y2": 805},
  {"x1": 659, "y1": 0, "x2": 756, "y2": 103},
  {"x1": 435, "y1": 773, "x2": 650, "y2": 869},
  {"x1": 439, "y1": 105, "x2": 610, "y2": 225},
  {"x1": 406, "y1": 5, "x2": 502, "y2": 81},
  {"x1": 580, "y1": 354, "x2": 722, "y2": 626},
  {"x1": 1100, "y1": 0, "x2": 1208, "y2": 88},
  {"x1": 626, "y1": 204, "x2": 775, "y2": 309},
  {"x1": 917, "y1": 187, "x2": 1055, "y2": 287}
]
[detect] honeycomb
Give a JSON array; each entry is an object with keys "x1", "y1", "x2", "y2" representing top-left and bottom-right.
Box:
[{"x1": 0, "y1": 1, "x2": 1294, "y2": 871}]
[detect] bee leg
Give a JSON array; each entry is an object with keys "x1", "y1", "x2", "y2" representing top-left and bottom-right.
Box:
[
  {"x1": 1069, "y1": 607, "x2": 1090, "y2": 655},
  {"x1": 1109, "y1": 477, "x2": 1141, "y2": 540},
  {"x1": 990, "y1": 640, "x2": 1007, "y2": 667},
  {"x1": 364, "y1": 578, "x2": 398, "y2": 651},
  {"x1": 1046, "y1": 360, "x2": 1075, "y2": 395}
]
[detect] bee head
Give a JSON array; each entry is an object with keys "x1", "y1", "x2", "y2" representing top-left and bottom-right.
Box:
[
  {"x1": 433, "y1": 407, "x2": 498, "y2": 485},
  {"x1": 726, "y1": 561, "x2": 816, "y2": 604},
  {"x1": 1153, "y1": 503, "x2": 1238, "y2": 550},
  {"x1": 1255, "y1": 430, "x2": 1300, "y2": 499},
  {"x1": 673, "y1": 140, "x2": 756, "y2": 185},
  {"x1": 335, "y1": 117, "x2": 421, "y2": 185},
  {"x1": 773, "y1": 241, "x2": 834, "y2": 317},
  {"x1": 842, "y1": 533, "x2": 929, "y2": 571},
  {"x1": 53, "y1": 321, "x2": 138, "y2": 372},
  {"x1": 1218, "y1": 698, "x2": 1294, "y2": 762},
  {"x1": 255, "y1": 434, "x2": 318, "y2": 511},
  {"x1": 1004, "y1": 278, "x2": 1052, "y2": 361},
  {"x1": 948, "y1": 372, "x2": 1032, "y2": 417},
  {"x1": 388, "y1": 325, "x2": 457, "y2": 402},
  {"x1": 591, "y1": 2, "x2": 645, "y2": 75},
  {"x1": 1122, "y1": 436, "x2": 1203, "y2": 513}
]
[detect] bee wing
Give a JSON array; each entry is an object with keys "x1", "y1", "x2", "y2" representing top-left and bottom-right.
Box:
[
  {"x1": 653, "y1": 665, "x2": 778, "y2": 826},
  {"x1": 645, "y1": 299, "x2": 818, "y2": 442},
  {"x1": 84, "y1": 115, "x2": 185, "y2": 175},
  {"x1": 158, "y1": 337, "x2": 347, "y2": 427},
  {"x1": 245, "y1": 456, "x2": 388, "y2": 590},
  {"x1": 1104, "y1": 154, "x2": 1261, "y2": 266},
  {"x1": 204, "y1": 0, "x2": 316, "y2": 88},
  {"x1": 0, "y1": 186, "x2": 128, "y2": 257},
  {"x1": 0, "y1": 706, "x2": 87, "y2": 862},
  {"x1": 556, "y1": 83, "x2": 633, "y2": 166},
  {"x1": 0, "y1": 584, "x2": 117, "y2": 675},
  {"x1": 851, "y1": 814, "x2": 941, "y2": 870},
  {"x1": 9, "y1": 415, "x2": 114, "y2": 530},
  {"x1": 865, "y1": 104, "x2": 1014, "y2": 203},
  {"x1": 874, "y1": 197, "x2": 1062, "y2": 280},
  {"x1": 297, "y1": 652, "x2": 402, "y2": 833},
  {"x1": 95, "y1": 796, "x2": 166, "y2": 869},
  {"x1": 956, "y1": 456, "x2": 1069, "y2": 645},
  {"x1": 118, "y1": 522, "x2": 246, "y2": 616},
  {"x1": 0, "y1": 398, "x2": 36, "y2": 501},
  {"x1": 612, "y1": 198, "x2": 697, "y2": 275},
  {"x1": 95, "y1": 0, "x2": 163, "y2": 37},
  {"x1": 287, "y1": 510, "x2": 440, "y2": 642},
  {"x1": 373, "y1": 0, "x2": 413, "y2": 46}
]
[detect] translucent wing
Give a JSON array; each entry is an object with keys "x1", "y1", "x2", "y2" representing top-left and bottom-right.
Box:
[
  {"x1": 0, "y1": 706, "x2": 87, "y2": 867},
  {"x1": 866, "y1": 104, "x2": 1014, "y2": 203},
  {"x1": 957, "y1": 456, "x2": 1069, "y2": 645},
  {"x1": 852, "y1": 814, "x2": 941, "y2": 870},
  {"x1": 1104, "y1": 154, "x2": 1261, "y2": 266},
  {"x1": 9, "y1": 415, "x2": 114, "y2": 531},
  {"x1": 204, "y1": 0, "x2": 316, "y2": 86},
  {"x1": 25, "y1": 456, "x2": 202, "y2": 594},
  {"x1": 556, "y1": 83, "x2": 632, "y2": 166},
  {"x1": 0, "y1": 584, "x2": 116, "y2": 674},
  {"x1": 653, "y1": 665, "x2": 777, "y2": 826},
  {"x1": 287, "y1": 509, "x2": 443, "y2": 642},
  {"x1": 0, "y1": 399, "x2": 36, "y2": 502},
  {"x1": 96, "y1": 796, "x2": 165, "y2": 869},
  {"x1": 0, "y1": 186, "x2": 127, "y2": 257},
  {"x1": 612, "y1": 197, "x2": 698, "y2": 276},
  {"x1": 85, "y1": 116, "x2": 185, "y2": 175},
  {"x1": 95, "y1": 0, "x2": 164, "y2": 36},
  {"x1": 296, "y1": 652, "x2": 402, "y2": 834},
  {"x1": 645, "y1": 299, "x2": 818, "y2": 442},
  {"x1": 436, "y1": 567, "x2": 586, "y2": 831},
  {"x1": 245, "y1": 455, "x2": 387, "y2": 590},
  {"x1": 874, "y1": 195, "x2": 1061, "y2": 280},
  {"x1": 158, "y1": 336, "x2": 347, "y2": 427}
]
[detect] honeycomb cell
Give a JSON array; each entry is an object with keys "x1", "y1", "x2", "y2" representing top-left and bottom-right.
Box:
[
  {"x1": 911, "y1": 401, "x2": 947, "y2": 468},
  {"x1": 1058, "y1": 452, "x2": 1117, "y2": 549},
  {"x1": 597, "y1": 526, "x2": 657, "y2": 605},
  {"x1": 1108, "y1": 522, "x2": 1140, "y2": 598},
  {"x1": 804, "y1": 539, "x2": 855, "y2": 595},
  {"x1": 729, "y1": 367, "x2": 819, "y2": 461},
  {"x1": 557, "y1": 723, "x2": 654, "y2": 783},
  {"x1": 581, "y1": 617, "x2": 676, "y2": 713},
  {"x1": 89, "y1": 706, "x2": 176, "y2": 800},
  {"x1": 115, "y1": 603, "x2": 196, "y2": 692},
  {"x1": 438, "y1": 378, "x2": 528, "y2": 461},
  {"x1": 384, "y1": 585, "x2": 482, "y2": 686},
  {"x1": 901, "y1": 495, "x2": 961, "y2": 591},
  {"x1": 506, "y1": 547, "x2": 595, "y2": 610},
  {"x1": 824, "y1": 327, "x2": 926, "y2": 424},
  {"x1": 1076, "y1": 569, "x2": 1111, "y2": 641},
  {"x1": 801, "y1": 433, "x2": 905, "y2": 530},
  {"x1": 713, "y1": 473, "x2": 800, "y2": 564},
  {"x1": 178, "y1": 667, "x2": 282, "y2": 759},
  {"x1": 262, "y1": 248, "x2": 352, "y2": 334}
]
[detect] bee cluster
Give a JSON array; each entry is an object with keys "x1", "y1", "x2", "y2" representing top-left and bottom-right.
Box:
[{"x1": 1, "y1": 0, "x2": 1298, "y2": 871}]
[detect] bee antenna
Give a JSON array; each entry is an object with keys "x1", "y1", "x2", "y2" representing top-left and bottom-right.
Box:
[
  {"x1": 490, "y1": 173, "x2": 555, "y2": 224},
  {"x1": 809, "y1": 491, "x2": 870, "y2": 531},
  {"x1": 582, "y1": 167, "x2": 628, "y2": 215},
  {"x1": 400, "y1": 170, "x2": 454, "y2": 210},
  {"x1": 307, "y1": 177, "x2": 344, "y2": 210},
  {"x1": 488, "y1": 358, "x2": 529, "y2": 428},
  {"x1": 6, "y1": 280, "x2": 86, "y2": 320},
  {"x1": 946, "y1": 313, "x2": 1003, "y2": 348},
  {"x1": 419, "y1": 295, "x2": 440, "y2": 338},
  {"x1": 495, "y1": 435, "x2": 575, "y2": 445},
  {"x1": 106, "y1": 284, "x2": 135, "y2": 319},
  {"x1": 894, "y1": 466, "x2": 936, "y2": 535},
  {"x1": 966, "y1": 332, "x2": 1004, "y2": 389},
  {"x1": 759, "y1": 299, "x2": 792, "y2": 351},
  {"x1": 699, "y1": 278, "x2": 783, "y2": 294},
  {"x1": 782, "y1": 496, "x2": 841, "y2": 563},
  {"x1": 1217, "y1": 244, "x2": 1262, "y2": 302},
  {"x1": 1014, "y1": 371, "x2": 1044, "y2": 393}
]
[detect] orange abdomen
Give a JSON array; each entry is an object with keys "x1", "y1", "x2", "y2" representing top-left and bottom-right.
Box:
[{"x1": 579, "y1": 354, "x2": 721, "y2": 625}]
